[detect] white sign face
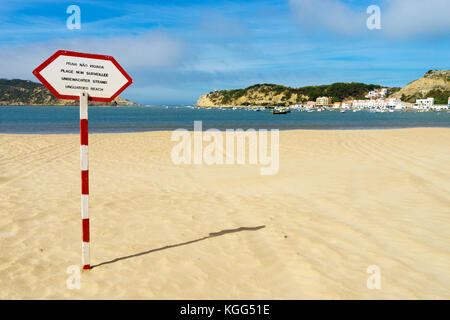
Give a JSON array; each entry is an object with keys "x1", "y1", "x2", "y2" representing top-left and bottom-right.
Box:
[{"x1": 33, "y1": 50, "x2": 132, "y2": 102}]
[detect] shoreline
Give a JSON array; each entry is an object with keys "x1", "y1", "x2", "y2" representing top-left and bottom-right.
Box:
[{"x1": 1, "y1": 126, "x2": 450, "y2": 135}]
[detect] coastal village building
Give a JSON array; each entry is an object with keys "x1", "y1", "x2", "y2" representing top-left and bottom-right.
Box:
[
  {"x1": 366, "y1": 88, "x2": 390, "y2": 99},
  {"x1": 432, "y1": 104, "x2": 449, "y2": 111},
  {"x1": 303, "y1": 95, "x2": 447, "y2": 111},
  {"x1": 429, "y1": 97, "x2": 449, "y2": 111},
  {"x1": 316, "y1": 97, "x2": 332, "y2": 106},
  {"x1": 430, "y1": 98, "x2": 450, "y2": 110},
  {"x1": 342, "y1": 98, "x2": 401, "y2": 109},
  {"x1": 342, "y1": 101, "x2": 353, "y2": 109},
  {"x1": 415, "y1": 98, "x2": 434, "y2": 110},
  {"x1": 385, "y1": 98, "x2": 402, "y2": 107}
]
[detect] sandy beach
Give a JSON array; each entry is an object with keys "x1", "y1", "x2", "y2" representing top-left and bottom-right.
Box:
[{"x1": 0, "y1": 128, "x2": 449, "y2": 299}]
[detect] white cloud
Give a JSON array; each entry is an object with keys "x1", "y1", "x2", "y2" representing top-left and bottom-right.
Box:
[
  {"x1": 289, "y1": 0, "x2": 366, "y2": 36},
  {"x1": 382, "y1": 0, "x2": 450, "y2": 38},
  {"x1": 0, "y1": 31, "x2": 185, "y2": 80},
  {"x1": 289, "y1": 0, "x2": 450, "y2": 38}
]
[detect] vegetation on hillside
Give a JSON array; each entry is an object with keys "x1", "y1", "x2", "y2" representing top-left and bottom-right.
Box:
[
  {"x1": 392, "y1": 70, "x2": 450, "y2": 102},
  {"x1": 0, "y1": 79, "x2": 42, "y2": 90},
  {"x1": 206, "y1": 82, "x2": 384, "y2": 106},
  {"x1": 0, "y1": 79, "x2": 61, "y2": 105},
  {"x1": 401, "y1": 89, "x2": 450, "y2": 104},
  {"x1": 0, "y1": 78, "x2": 137, "y2": 106}
]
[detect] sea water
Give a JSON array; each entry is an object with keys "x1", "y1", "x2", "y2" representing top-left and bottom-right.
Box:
[{"x1": 0, "y1": 105, "x2": 449, "y2": 134}]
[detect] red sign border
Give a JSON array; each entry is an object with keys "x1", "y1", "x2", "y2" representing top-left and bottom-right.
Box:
[{"x1": 32, "y1": 50, "x2": 133, "y2": 103}]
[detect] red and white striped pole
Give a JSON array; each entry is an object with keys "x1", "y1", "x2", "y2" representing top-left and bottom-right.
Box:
[{"x1": 80, "y1": 92, "x2": 90, "y2": 270}]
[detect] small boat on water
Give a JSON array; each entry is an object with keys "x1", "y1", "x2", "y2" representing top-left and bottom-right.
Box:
[{"x1": 271, "y1": 109, "x2": 291, "y2": 115}]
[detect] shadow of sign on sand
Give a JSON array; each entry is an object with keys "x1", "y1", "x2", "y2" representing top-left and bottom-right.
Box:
[{"x1": 91, "y1": 225, "x2": 266, "y2": 269}]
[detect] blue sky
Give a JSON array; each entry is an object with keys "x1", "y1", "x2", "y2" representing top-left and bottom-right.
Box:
[{"x1": 0, "y1": 0, "x2": 449, "y2": 105}]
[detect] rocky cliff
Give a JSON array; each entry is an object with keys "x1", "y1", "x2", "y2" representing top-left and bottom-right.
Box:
[{"x1": 390, "y1": 70, "x2": 450, "y2": 103}]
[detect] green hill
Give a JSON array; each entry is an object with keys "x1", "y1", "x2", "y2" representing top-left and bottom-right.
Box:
[
  {"x1": 197, "y1": 82, "x2": 385, "y2": 107},
  {"x1": 0, "y1": 78, "x2": 138, "y2": 106}
]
